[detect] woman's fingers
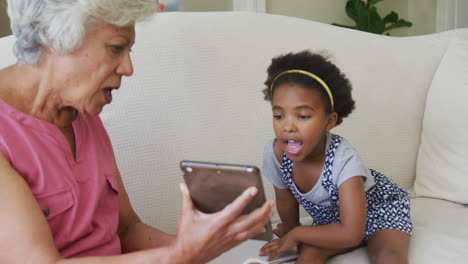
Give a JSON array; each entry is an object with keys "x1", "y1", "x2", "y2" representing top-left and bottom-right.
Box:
[
  {"x1": 179, "y1": 183, "x2": 195, "y2": 215},
  {"x1": 175, "y1": 184, "x2": 275, "y2": 263},
  {"x1": 227, "y1": 199, "x2": 274, "y2": 241},
  {"x1": 216, "y1": 186, "x2": 258, "y2": 223}
]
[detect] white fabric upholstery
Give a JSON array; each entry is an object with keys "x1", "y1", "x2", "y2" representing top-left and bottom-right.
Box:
[
  {"x1": 414, "y1": 37, "x2": 468, "y2": 204},
  {"x1": 99, "y1": 12, "x2": 456, "y2": 230},
  {"x1": 408, "y1": 198, "x2": 468, "y2": 263},
  {"x1": 215, "y1": 197, "x2": 468, "y2": 264},
  {"x1": 1, "y1": 11, "x2": 468, "y2": 264},
  {"x1": 0, "y1": 35, "x2": 16, "y2": 66}
]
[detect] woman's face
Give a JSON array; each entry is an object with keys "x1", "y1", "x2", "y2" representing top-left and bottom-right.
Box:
[{"x1": 49, "y1": 22, "x2": 135, "y2": 115}]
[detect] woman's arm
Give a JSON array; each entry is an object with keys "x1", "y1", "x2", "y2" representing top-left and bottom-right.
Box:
[
  {"x1": 273, "y1": 186, "x2": 300, "y2": 237},
  {"x1": 260, "y1": 176, "x2": 366, "y2": 260},
  {"x1": 0, "y1": 151, "x2": 274, "y2": 264},
  {"x1": 0, "y1": 151, "x2": 182, "y2": 264}
]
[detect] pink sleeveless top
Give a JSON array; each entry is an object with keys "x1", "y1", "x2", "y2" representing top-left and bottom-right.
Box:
[{"x1": 0, "y1": 99, "x2": 121, "y2": 257}]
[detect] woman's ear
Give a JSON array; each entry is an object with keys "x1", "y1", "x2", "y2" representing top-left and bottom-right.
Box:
[{"x1": 325, "y1": 112, "x2": 338, "y2": 132}]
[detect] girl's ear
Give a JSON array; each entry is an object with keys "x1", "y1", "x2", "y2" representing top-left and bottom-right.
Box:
[{"x1": 325, "y1": 112, "x2": 338, "y2": 132}]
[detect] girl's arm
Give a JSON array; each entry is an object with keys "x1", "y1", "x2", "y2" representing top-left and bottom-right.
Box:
[
  {"x1": 261, "y1": 176, "x2": 366, "y2": 259},
  {"x1": 273, "y1": 186, "x2": 300, "y2": 237},
  {"x1": 292, "y1": 176, "x2": 367, "y2": 247}
]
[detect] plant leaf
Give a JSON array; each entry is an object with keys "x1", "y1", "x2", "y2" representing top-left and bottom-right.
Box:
[
  {"x1": 356, "y1": 6, "x2": 385, "y2": 34},
  {"x1": 369, "y1": 0, "x2": 384, "y2": 5},
  {"x1": 346, "y1": 0, "x2": 366, "y2": 23},
  {"x1": 384, "y1": 19, "x2": 413, "y2": 32},
  {"x1": 383, "y1": 11, "x2": 398, "y2": 24}
]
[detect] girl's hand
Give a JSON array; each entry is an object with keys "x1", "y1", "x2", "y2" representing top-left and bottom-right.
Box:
[
  {"x1": 259, "y1": 231, "x2": 299, "y2": 261},
  {"x1": 273, "y1": 223, "x2": 285, "y2": 238},
  {"x1": 174, "y1": 183, "x2": 274, "y2": 264}
]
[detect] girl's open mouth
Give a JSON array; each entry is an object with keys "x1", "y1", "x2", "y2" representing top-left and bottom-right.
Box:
[{"x1": 285, "y1": 139, "x2": 303, "y2": 155}]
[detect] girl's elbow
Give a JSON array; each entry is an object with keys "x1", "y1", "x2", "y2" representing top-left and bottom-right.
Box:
[
  {"x1": 347, "y1": 232, "x2": 364, "y2": 247},
  {"x1": 342, "y1": 226, "x2": 365, "y2": 247},
  {"x1": 348, "y1": 231, "x2": 365, "y2": 248}
]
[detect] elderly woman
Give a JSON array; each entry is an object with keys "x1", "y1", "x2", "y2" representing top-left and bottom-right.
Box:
[{"x1": 0, "y1": 0, "x2": 273, "y2": 263}]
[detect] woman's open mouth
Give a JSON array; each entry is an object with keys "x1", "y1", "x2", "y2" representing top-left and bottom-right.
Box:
[{"x1": 104, "y1": 88, "x2": 114, "y2": 103}]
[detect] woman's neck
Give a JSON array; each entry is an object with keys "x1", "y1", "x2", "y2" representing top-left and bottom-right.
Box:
[{"x1": 1, "y1": 62, "x2": 77, "y2": 127}]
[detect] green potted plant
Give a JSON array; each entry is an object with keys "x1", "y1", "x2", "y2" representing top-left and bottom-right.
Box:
[{"x1": 333, "y1": 0, "x2": 413, "y2": 35}]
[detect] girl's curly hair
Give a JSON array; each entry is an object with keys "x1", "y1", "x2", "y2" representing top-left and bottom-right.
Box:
[{"x1": 263, "y1": 50, "x2": 355, "y2": 126}]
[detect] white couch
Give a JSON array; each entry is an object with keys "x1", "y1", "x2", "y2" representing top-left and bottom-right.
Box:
[{"x1": 1, "y1": 12, "x2": 467, "y2": 264}]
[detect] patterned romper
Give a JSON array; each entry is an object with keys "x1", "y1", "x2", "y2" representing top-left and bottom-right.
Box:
[{"x1": 280, "y1": 134, "x2": 413, "y2": 241}]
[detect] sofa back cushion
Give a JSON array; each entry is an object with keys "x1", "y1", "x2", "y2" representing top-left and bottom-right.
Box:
[
  {"x1": 0, "y1": 12, "x2": 461, "y2": 233},
  {"x1": 97, "y1": 13, "x2": 458, "y2": 231},
  {"x1": 414, "y1": 36, "x2": 468, "y2": 204}
]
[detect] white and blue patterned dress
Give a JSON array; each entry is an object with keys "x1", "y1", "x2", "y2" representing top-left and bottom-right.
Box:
[{"x1": 265, "y1": 133, "x2": 412, "y2": 241}]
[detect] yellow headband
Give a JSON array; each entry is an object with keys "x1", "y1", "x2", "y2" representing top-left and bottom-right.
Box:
[{"x1": 270, "y1": 69, "x2": 334, "y2": 111}]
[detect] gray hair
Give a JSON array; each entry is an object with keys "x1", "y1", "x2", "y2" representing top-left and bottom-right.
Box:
[{"x1": 7, "y1": 0, "x2": 159, "y2": 65}]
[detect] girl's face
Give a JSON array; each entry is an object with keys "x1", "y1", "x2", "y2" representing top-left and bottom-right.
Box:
[
  {"x1": 48, "y1": 22, "x2": 135, "y2": 115},
  {"x1": 272, "y1": 83, "x2": 337, "y2": 162}
]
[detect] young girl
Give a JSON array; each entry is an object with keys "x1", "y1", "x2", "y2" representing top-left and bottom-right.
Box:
[{"x1": 259, "y1": 51, "x2": 412, "y2": 264}]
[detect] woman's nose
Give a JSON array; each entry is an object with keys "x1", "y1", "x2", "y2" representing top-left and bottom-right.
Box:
[{"x1": 117, "y1": 52, "x2": 134, "y2": 77}]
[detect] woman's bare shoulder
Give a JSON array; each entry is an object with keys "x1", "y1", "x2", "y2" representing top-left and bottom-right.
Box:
[
  {"x1": 0, "y1": 66, "x2": 17, "y2": 102},
  {"x1": 0, "y1": 65, "x2": 32, "y2": 112}
]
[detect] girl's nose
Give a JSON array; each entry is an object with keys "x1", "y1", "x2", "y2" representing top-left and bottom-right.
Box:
[{"x1": 283, "y1": 118, "x2": 296, "y2": 133}]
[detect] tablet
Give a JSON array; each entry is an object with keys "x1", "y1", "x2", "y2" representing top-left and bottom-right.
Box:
[{"x1": 180, "y1": 160, "x2": 273, "y2": 241}]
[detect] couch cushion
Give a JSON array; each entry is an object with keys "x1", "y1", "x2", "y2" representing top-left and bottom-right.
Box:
[
  {"x1": 98, "y1": 12, "x2": 456, "y2": 231},
  {"x1": 414, "y1": 37, "x2": 468, "y2": 204},
  {"x1": 0, "y1": 35, "x2": 17, "y2": 67},
  {"x1": 211, "y1": 198, "x2": 468, "y2": 264},
  {"x1": 409, "y1": 198, "x2": 468, "y2": 263}
]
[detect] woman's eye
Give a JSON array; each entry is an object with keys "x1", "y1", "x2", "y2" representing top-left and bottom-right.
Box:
[{"x1": 110, "y1": 45, "x2": 124, "y2": 53}]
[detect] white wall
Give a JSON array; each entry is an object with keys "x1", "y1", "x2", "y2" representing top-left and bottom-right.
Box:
[
  {"x1": 0, "y1": 0, "x2": 443, "y2": 38},
  {"x1": 266, "y1": 0, "x2": 437, "y2": 36},
  {"x1": 0, "y1": 0, "x2": 11, "y2": 37},
  {"x1": 456, "y1": 0, "x2": 468, "y2": 28},
  {"x1": 436, "y1": 0, "x2": 468, "y2": 32},
  {"x1": 408, "y1": 0, "x2": 437, "y2": 36},
  {"x1": 179, "y1": 0, "x2": 232, "y2": 12}
]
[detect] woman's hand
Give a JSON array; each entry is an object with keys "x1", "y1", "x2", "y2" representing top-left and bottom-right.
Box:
[
  {"x1": 259, "y1": 231, "x2": 299, "y2": 261},
  {"x1": 174, "y1": 183, "x2": 274, "y2": 264}
]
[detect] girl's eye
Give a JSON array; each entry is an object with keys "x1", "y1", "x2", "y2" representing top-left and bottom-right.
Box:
[
  {"x1": 298, "y1": 115, "x2": 310, "y2": 120},
  {"x1": 273, "y1": 115, "x2": 283, "y2": 120}
]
